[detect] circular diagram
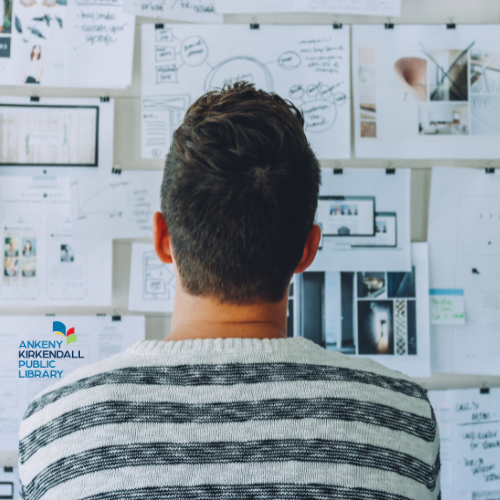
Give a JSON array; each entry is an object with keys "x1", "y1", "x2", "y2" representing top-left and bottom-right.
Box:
[{"x1": 204, "y1": 57, "x2": 274, "y2": 92}]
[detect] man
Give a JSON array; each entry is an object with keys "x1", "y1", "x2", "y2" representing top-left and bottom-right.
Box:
[{"x1": 19, "y1": 82, "x2": 440, "y2": 500}]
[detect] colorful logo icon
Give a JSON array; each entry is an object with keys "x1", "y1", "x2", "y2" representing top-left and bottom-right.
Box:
[{"x1": 53, "y1": 321, "x2": 77, "y2": 345}]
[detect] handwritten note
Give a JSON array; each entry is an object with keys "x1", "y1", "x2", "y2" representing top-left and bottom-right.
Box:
[
  {"x1": 66, "y1": 0, "x2": 135, "y2": 87},
  {"x1": 429, "y1": 389, "x2": 500, "y2": 498},
  {"x1": 122, "y1": 0, "x2": 222, "y2": 22},
  {"x1": 430, "y1": 289, "x2": 465, "y2": 325}
]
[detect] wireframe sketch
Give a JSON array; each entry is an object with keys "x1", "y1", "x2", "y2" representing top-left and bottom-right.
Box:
[
  {"x1": 0, "y1": 105, "x2": 98, "y2": 165},
  {"x1": 142, "y1": 25, "x2": 350, "y2": 159},
  {"x1": 142, "y1": 250, "x2": 174, "y2": 300}
]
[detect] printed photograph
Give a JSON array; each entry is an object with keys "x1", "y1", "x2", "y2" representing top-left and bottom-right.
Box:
[
  {"x1": 60, "y1": 243, "x2": 74, "y2": 262},
  {"x1": 21, "y1": 238, "x2": 36, "y2": 277},
  {"x1": 3, "y1": 256, "x2": 18, "y2": 277},
  {"x1": 357, "y1": 300, "x2": 394, "y2": 355},
  {"x1": 361, "y1": 120, "x2": 376, "y2": 137},
  {"x1": 471, "y1": 95, "x2": 500, "y2": 135},
  {"x1": 357, "y1": 272, "x2": 386, "y2": 299},
  {"x1": 4, "y1": 236, "x2": 18, "y2": 257},
  {"x1": 418, "y1": 103, "x2": 469, "y2": 135},
  {"x1": 470, "y1": 50, "x2": 500, "y2": 94},
  {"x1": 0, "y1": 0, "x2": 13, "y2": 34},
  {"x1": 427, "y1": 48, "x2": 468, "y2": 101},
  {"x1": 388, "y1": 267, "x2": 416, "y2": 298}
]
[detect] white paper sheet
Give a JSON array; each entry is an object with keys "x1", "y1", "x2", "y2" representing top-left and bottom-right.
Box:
[
  {"x1": 0, "y1": 96, "x2": 114, "y2": 175},
  {"x1": 217, "y1": 0, "x2": 401, "y2": 16},
  {"x1": 429, "y1": 167, "x2": 500, "y2": 375},
  {"x1": 129, "y1": 242, "x2": 175, "y2": 313},
  {"x1": 0, "y1": 177, "x2": 112, "y2": 306},
  {"x1": 141, "y1": 24, "x2": 351, "y2": 160},
  {"x1": 65, "y1": 0, "x2": 136, "y2": 88},
  {"x1": 0, "y1": 0, "x2": 134, "y2": 87},
  {"x1": 309, "y1": 168, "x2": 411, "y2": 272},
  {"x1": 430, "y1": 289, "x2": 466, "y2": 325},
  {"x1": 429, "y1": 388, "x2": 500, "y2": 500},
  {"x1": 123, "y1": 0, "x2": 221, "y2": 23},
  {"x1": 292, "y1": 243, "x2": 430, "y2": 377},
  {"x1": 70, "y1": 170, "x2": 163, "y2": 239},
  {"x1": 4, "y1": 0, "x2": 67, "y2": 87},
  {"x1": 353, "y1": 25, "x2": 500, "y2": 159},
  {"x1": 0, "y1": 315, "x2": 145, "y2": 451},
  {"x1": 0, "y1": 467, "x2": 19, "y2": 499}
]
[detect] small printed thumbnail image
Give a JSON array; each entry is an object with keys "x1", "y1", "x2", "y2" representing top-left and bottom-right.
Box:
[
  {"x1": 21, "y1": 237, "x2": 36, "y2": 277},
  {"x1": 329, "y1": 204, "x2": 358, "y2": 216},
  {"x1": 376, "y1": 220, "x2": 387, "y2": 233},
  {"x1": 60, "y1": 243, "x2": 74, "y2": 262},
  {"x1": 470, "y1": 50, "x2": 500, "y2": 95},
  {"x1": 296, "y1": 268, "x2": 417, "y2": 356},
  {"x1": 468, "y1": 51, "x2": 500, "y2": 134},
  {"x1": 427, "y1": 49, "x2": 468, "y2": 102},
  {"x1": 418, "y1": 102, "x2": 469, "y2": 135},
  {"x1": 358, "y1": 52, "x2": 376, "y2": 138},
  {"x1": 4, "y1": 236, "x2": 19, "y2": 277}
]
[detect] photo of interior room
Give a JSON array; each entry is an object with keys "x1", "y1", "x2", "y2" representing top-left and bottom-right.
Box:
[{"x1": 418, "y1": 102, "x2": 470, "y2": 135}]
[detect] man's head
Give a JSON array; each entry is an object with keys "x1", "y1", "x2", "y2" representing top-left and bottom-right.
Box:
[{"x1": 155, "y1": 82, "x2": 321, "y2": 305}]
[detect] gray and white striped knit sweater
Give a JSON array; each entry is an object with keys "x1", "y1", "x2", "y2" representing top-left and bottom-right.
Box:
[{"x1": 19, "y1": 337, "x2": 441, "y2": 500}]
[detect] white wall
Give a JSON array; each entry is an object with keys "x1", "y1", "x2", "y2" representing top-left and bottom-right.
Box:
[{"x1": 1, "y1": 0, "x2": 500, "y2": 465}]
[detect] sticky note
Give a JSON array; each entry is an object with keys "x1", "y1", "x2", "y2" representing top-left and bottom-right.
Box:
[{"x1": 430, "y1": 289, "x2": 465, "y2": 325}]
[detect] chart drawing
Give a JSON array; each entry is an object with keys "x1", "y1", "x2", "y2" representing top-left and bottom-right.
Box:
[
  {"x1": 70, "y1": 171, "x2": 162, "y2": 240},
  {"x1": 142, "y1": 25, "x2": 351, "y2": 160},
  {"x1": 142, "y1": 250, "x2": 174, "y2": 300}
]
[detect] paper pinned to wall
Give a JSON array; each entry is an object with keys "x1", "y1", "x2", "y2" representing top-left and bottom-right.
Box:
[
  {"x1": 0, "y1": 177, "x2": 112, "y2": 306},
  {"x1": 0, "y1": 315, "x2": 145, "y2": 451},
  {"x1": 0, "y1": 0, "x2": 135, "y2": 87},
  {"x1": 66, "y1": 0, "x2": 135, "y2": 88},
  {"x1": 429, "y1": 167, "x2": 500, "y2": 375},
  {"x1": 70, "y1": 170, "x2": 163, "y2": 239},
  {"x1": 217, "y1": 0, "x2": 401, "y2": 16},
  {"x1": 141, "y1": 24, "x2": 351, "y2": 160},
  {"x1": 0, "y1": 467, "x2": 19, "y2": 499},
  {"x1": 129, "y1": 242, "x2": 175, "y2": 313},
  {"x1": 292, "y1": 243, "x2": 431, "y2": 377},
  {"x1": 122, "y1": 0, "x2": 221, "y2": 23},
  {"x1": 429, "y1": 388, "x2": 500, "y2": 500},
  {"x1": 430, "y1": 289, "x2": 465, "y2": 325},
  {"x1": 309, "y1": 168, "x2": 411, "y2": 272},
  {"x1": 353, "y1": 25, "x2": 500, "y2": 159}
]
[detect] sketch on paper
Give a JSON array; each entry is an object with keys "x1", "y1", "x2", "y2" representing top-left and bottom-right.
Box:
[
  {"x1": 429, "y1": 167, "x2": 500, "y2": 375},
  {"x1": 142, "y1": 250, "x2": 174, "y2": 300},
  {"x1": 129, "y1": 242, "x2": 175, "y2": 312},
  {"x1": 142, "y1": 25, "x2": 351, "y2": 160},
  {"x1": 70, "y1": 171, "x2": 162, "y2": 239}
]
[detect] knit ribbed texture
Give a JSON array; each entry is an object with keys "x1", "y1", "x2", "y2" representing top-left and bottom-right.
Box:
[{"x1": 19, "y1": 337, "x2": 441, "y2": 500}]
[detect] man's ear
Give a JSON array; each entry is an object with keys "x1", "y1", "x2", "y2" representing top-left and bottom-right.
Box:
[
  {"x1": 295, "y1": 224, "x2": 321, "y2": 274},
  {"x1": 153, "y1": 211, "x2": 173, "y2": 264}
]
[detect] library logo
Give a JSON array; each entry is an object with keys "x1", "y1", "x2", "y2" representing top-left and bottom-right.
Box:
[{"x1": 53, "y1": 321, "x2": 77, "y2": 345}]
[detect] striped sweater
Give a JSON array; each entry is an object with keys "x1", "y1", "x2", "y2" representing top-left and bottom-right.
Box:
[{"x1": 19, "y1": 337, "x2": 441, "y2": 500}]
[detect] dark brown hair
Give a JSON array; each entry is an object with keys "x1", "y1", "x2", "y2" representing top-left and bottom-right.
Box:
[
  {"x1": 30, "y1": 45, "x2": 41, "y2": 61},
  {"x1": 161, "y1": 81, "x2": 321, "y2": 304}
]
